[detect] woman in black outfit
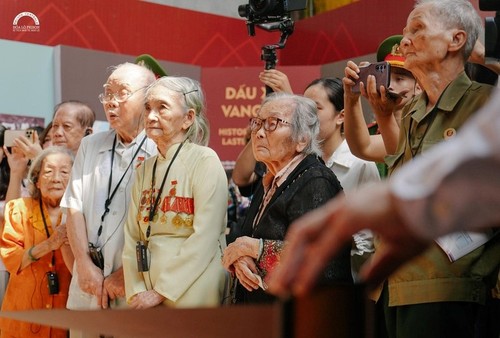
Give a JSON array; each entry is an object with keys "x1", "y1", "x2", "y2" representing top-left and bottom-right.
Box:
[{"x1": 222, "y1": 93, "x2": 352, "y2": 304}]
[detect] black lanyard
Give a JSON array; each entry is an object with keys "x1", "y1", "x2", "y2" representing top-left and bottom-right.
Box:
[
  {"x1": 146, "y1": 141, "x2": 184, "y2": 239},
  {"x1": 39, "y1": 198, "x2": 55, "y2": 269},
  {"x1": 96, "y1": 134, "x2": 147, "y2": 239}
]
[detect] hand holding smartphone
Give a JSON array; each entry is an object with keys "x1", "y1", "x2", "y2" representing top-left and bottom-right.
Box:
[{"x1": 352, "y1": 61, "x2": 391, "y2": 94}]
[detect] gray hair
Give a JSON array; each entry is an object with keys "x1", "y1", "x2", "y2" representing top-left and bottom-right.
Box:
[
  {"x1": 261, "y1": 93, "x2": 322, "y2": 157},
  {"x1": 28, "y1": 146, "x2": 74, "y2": 200},
  {"x1": 108, "y1": 62, "x2": 156, "y2": 89},
  {"x1": 146, "y1": 76, "x2": 210, "y2": 146},
  {"x1": 415, "y1": 0, "x2": 483, "y2": 61},
  {"x1": 53, "y1": 101, "x2": 96, "y2": 129}
]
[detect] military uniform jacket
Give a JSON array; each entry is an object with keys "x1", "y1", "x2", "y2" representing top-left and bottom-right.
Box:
[{"x1": 380, "y1": 72, "x2": 499, "y2": 306}]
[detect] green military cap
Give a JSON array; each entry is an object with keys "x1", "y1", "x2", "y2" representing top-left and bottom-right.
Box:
[
  {"x1": 135, "y1": 54, "x2": 168, "y2": 78},
  {"x1": 376, "y1": 35, "x2": 405, "y2": 68}
]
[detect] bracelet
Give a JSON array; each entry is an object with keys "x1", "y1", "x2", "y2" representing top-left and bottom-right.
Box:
[{"x1": 28, "y1": 246, "x2": 39, "y2": 262}]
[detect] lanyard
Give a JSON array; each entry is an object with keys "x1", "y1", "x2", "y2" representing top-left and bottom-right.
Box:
[
  {"x1": 39, "y1": 198, "x2": 56, "y2": 269},
  {"x1": 96, "y1": 134, "x2": 147, "y2": 240},
  {"x1": 146, "y1": 141, "x2": 184, "y2": 239}
]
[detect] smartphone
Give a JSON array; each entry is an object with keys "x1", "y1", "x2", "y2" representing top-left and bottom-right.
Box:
[
  {"x1": 352, "y1": 61, "x2": 391, "y2": 93},
  {"x1": 4, "y1": 129, "x2": 35, "y2": 147}
]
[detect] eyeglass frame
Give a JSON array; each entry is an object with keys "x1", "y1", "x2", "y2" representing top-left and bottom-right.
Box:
[
  {"x1": 98, "y1": 86, "x2": 146, "y2": 104},
  {"x1": 249, "y1": 116, "x2": 291, "y2": 133}
]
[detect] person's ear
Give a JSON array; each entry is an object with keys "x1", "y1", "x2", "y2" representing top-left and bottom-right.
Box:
[
  {"x1": 336, "y1": 110, "x2": 345, "y2": 126},
  {"x1": 295, "y1": 136, "x2": 308, "y2": 153},
  {"x1": 84, "y1": 128, "x2": 92, "y2": 136},
  {"x1": 449, "y1": 29, "x2": 467, "y2": 53},
  {"x1": 182, "y1": 109, "x2": 195, "y2": 130}
]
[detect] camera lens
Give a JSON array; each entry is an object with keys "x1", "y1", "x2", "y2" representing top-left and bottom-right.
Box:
[
  {"x1": 238, "y1": 4, "x2": 250, "y2": 18},
  {"x1": 250, "y1": 0, "x2": 278, "y2": 16}
]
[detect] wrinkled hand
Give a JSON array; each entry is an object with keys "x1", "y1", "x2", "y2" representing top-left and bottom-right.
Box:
[
  {"x1": 12, "y1": 133, "x2": 42, "y2": 160},
  {"x1": 76, "y1": 260, "x2": 104, "y2": 302},
  {"x1": 233, "y1": 256, "x2": 260, "y2": 292},
  {"x1": 128, "y1": 290, "x2": 166, "y2": 309},
  {"x1": 102, "y1": 268, "x2": 125, "y2": 308},
  {"x1": 48, "y1": 223, "x2": 68, "y2": 250},
  {"x1": 222, "y1": 236, "x2": 260, "y2": 271},
  {"x1": 258, "y1": 69, "x2": 293, "y2": 94}
]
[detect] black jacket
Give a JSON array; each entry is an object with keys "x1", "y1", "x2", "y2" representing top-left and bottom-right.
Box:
[{"x1": 236, "y1": 154, "x2": 353, "y2": 304}]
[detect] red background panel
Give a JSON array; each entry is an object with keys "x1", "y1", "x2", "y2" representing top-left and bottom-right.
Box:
[
  {"x1": 203, "y1": 66, "x2": 321, "y2": 164},
  {"x1": 0, "y1": 0, "x2": 416, "y2": 68},
  {"x1": 1, "y1": 0, "x2": 492, "y2": 67}
]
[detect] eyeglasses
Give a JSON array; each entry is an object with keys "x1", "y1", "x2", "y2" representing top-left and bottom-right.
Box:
[
  {"x1": 250, "y1": 116, "x2": 291, "y2": 133},
  {"x1": 98, "y1": 87, "x2": 145, "y2": 104}
]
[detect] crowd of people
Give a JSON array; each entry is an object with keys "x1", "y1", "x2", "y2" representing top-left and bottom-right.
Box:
[{"x1": 0, "y1": 0, "x2": 498, "y2": 337}]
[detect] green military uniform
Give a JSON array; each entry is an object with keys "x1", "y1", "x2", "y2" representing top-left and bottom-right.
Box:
[{"x1": 377, "y1": 72, "x2": 500, "y2": 338}]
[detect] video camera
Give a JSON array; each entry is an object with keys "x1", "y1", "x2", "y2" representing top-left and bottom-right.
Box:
[
  {"x1": 238, "y1": 0, "x2": 306, "y2": 93},
  {"x1": 238, "y1": 0, "x2": 306, "y2": 36},
  {"x1": 479, "y1": 0, "x2": 500, "y2": 60}
]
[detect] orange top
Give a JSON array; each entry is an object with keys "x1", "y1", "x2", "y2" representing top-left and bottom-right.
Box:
[{"x1": 0, "y1": 197, "x2": 71, "y2": 338}]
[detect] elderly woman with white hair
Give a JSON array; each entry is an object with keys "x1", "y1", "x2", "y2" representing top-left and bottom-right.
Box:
[
  {"x1": 122, "y1": 76, "x2": 228, "y2": 308},
  {"x1": 1, "y1": 146, "x2": 74, "y2": 338},
  {"x1": 222, "y1": 93, "x2": 352, "y2": 304}
]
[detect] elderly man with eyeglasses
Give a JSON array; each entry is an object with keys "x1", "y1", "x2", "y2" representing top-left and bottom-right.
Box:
[
  {"x1": 222, "y1": 92, "x2": 353, "y2": 304},
  {"x1": 60, "y1": 63, "x2": 158, "y2": 338}
]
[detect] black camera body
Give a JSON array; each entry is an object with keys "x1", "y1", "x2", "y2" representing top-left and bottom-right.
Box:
[
  {"x1": 136, "y1": 241, "x2": 149, "y2": 272},
  {"x1": 47, "y1": 271, "x2": 59, "y2": 295},
  {"x1": 239, "y1": 0, "x2": 306, "y2": 22},
  {"x1": 479, "y1": 0, "x2": 500, "y2": 60},
  {"x1": 238, "y1": 0, "x2": 306, "y2": 38},
  {"x1": 88, "y1": 243, "x2": 104, "y2": 270}
]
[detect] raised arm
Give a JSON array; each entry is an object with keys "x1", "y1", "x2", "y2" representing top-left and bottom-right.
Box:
[
  {"x1": 343, "y1": 61, "x2": 388, "y2": 162},
  {"x1": 3, "y1": 146, "x2": 29, "y2": 203}
]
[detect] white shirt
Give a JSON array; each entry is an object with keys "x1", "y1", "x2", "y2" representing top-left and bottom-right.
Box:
[
  {"x1": 325, "y1": 139, "x2": 380, "y2": 193},
  {"x1": 326, "y1": 140, "x2": 380, "y2": 271},
  {"x1": 61, "y1": 129, "x2": 157, "y2": 309}
]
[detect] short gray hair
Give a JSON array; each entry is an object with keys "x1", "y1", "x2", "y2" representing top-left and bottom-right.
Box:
[
  {"x1": 261, "y1": 93, "x2": 322, "y2": 157},
  {"x1": 146, "y1": 76, "x2": 209, "y2": 146},
  {"x1": 108, "y1": 62, "x2": 156, "y2": 89},
  {"x1": 415, "y1": 0, "x2": 483, "y2": 61},
  {"x1": 28, "y1": 146, "x2": 74, "y2": 200}
]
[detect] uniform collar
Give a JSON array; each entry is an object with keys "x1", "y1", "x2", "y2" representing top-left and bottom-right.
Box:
[{"x1": 410, "y1": 71, "x2": 472, "y2": 123}]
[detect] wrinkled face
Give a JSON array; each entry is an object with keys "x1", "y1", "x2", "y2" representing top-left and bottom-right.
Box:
[
  {"x1": 36, "y1": 153, "x2": 72, "y2": 206},
  {"x1": 52, "y1": 105, "x2": 86, "y2": 154},
  {"x1": 401, "y1": 4, "x2": 453, "y2": 71},
  {"x1": 251, "y1": 99, "x2": 298, "y2": 173},
  {"x1": 102, "y1": 66, "x2": 147, "y2": 133},
  {"x1": 303, "y1": 84, "x2": 341, "y2": 142},
  {"x1": 144, "y1": 85, "x2": 194, "y2": 147}
]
